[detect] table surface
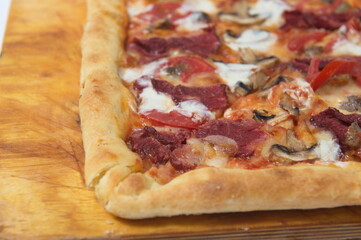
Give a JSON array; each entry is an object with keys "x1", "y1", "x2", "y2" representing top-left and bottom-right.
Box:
[{"x1": 1, "y1": 1, "x2": 361, "y2": 239}]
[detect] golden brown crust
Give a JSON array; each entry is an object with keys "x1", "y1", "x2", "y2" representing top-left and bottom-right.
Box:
[
  {"x1": 80, "y1": 0, "x2": 361, "y2": 219},
  {"x1": 80, "y1": 0, "x2": 141, "y2": 187}
]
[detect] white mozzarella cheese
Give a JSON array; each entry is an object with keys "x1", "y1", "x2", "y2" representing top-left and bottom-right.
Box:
[
  {"x1": 119, "y1": 59, "x2": 167, "y2": 83},
  {"x1": 331, "y1": 39, "x2": 361, "y2": 56},
  {"x1": 174, "y1": 12, "x2": 209, "y2": 31},
  {"x1": 314, "y1": 131, "x2": 341, "y2": 162},
  {"x1": 136, "y1": 78, "x2": 214, "y2": 120},
  {"x1": 225, "y1": 29, "x2": 277, "y2": 53},
  {"x1": 137, "y1": 77, "x2": 175, "y2": 113},
  {"x1": 215, "y1": 62, "x2": 259, "y2": 92},
  {"x1": 127, "y1": 1, "x2": 154, "y2": 17},
  {"x1": 178, "y1": 0, "x2": 217, "y2": 14},
  {"x1": 249, "y1": 0, "x2": 293, "y2": 27},
  {"x1": 176, "y1": 100, "x2": 215, "y2": 120}
]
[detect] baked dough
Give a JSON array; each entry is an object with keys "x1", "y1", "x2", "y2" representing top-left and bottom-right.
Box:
[{"x1": 80, "y1": 0, "x2": 361, "y2": 219}]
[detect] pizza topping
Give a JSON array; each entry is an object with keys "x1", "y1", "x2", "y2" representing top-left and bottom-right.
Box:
[
  {"x1": 307, "y1": 59, "x2": 361, "y2": 91},
  {"x1": 136, "y1": 2, "x2": 183, "y2": 23},
  {"x1": 151, "y1": 79, "x2": 229, "y2": 111},
  {"x1": 249, "y1": 0, "x2": 293, "y2": 27},
  {"x1": 218, "y1": 1, "x2": 267, "y2": 26},
  {"x1": 253, "y1": 110, "x2": 276, "y2": 122},
  {"x1": 287, "y1": 30, "x2": 328, "y2": 52},
  {"x1": 282, "y1": 9, "x2": 361, "y2": 31},
  {"x1": 120, "y1": 58, "x2": 167, "y2": 83},
  {"x1": 223, "y1": 29, "x2": 277, "y2": 54},
  {"x1": 340, "y1": 95, "x2": 361, "y2": 112},
  {"x1": 134, "y1": 77, "x2": 216, "y2": 128},
  {"x1": 130, "y1": 31, "x2": 220, "y2": 63},
  {"x1": 310, "y1": 107, "x2": 361, "y2": 151},
  {"x1": 158, "y1": 56, "x2": 215, "y2": 82},
  {"x1": 195, "y1": 119, "x2": 266, "y2": 157},
  {"x1": 345, "y1": 121, "x2": 361, "y2": 149},
  {"x1": 174, "y1": 12, "x2": 211, "y2": 31},
  {"x1": 128, "y1": 126, "x2": 190, "y2": 166},
  {"x1": 178, "y1": 0, "x2": 217, "y2": 15},
  {"x1": 214, "y1": 62, "x2": 260, "y2": 92},
  {"x1": 331, "y1": 38, "x2": 361, "y2": 56}
]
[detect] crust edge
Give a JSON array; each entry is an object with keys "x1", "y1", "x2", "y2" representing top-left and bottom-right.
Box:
[{"x1": 80, "y1": 0, "x2": 361, "y2": 219}]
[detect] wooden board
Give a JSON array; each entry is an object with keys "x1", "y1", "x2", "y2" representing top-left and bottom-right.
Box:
[{"x1": 1, "y1": 0, "x2": 361, "y2": 239}]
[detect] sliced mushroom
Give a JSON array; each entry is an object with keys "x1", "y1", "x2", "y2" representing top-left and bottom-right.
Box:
[
  {"x1": 271, "y1": 144, "x2": 318, "y2": 162},
  {"x1": 279, "y1": 92, "x2": 300, "y2": 116},
  {"x1": 253, "y1": 110, "x2": 275, "y2": 122},
  {"x1": 256, "y1": 56, "x2": 279, "y2": 69},
  {"x1": 270, "y1": 130, "x2": 318, "y2": 162},
  {"x1": 239, "y1": 47, "x2": 257, "y2": 64},
  {"x1": 262, "y1": 76, "x2": 288, "y2": 91},
  {"x1": 249, "y1": 71, "x2": 268, "y2": 90},
  {"x1": 234, "y1": 81, "x2": 252, "y2": 96},
  {"x1": 218, "y1": 1, "x2": 267, "y2": 25},
  {"x1": 340, "y1": 95, "x2": 361, "y2": 112},
  {"x1": 345, "y1": 121, "x2": 361, "y2": 149}
]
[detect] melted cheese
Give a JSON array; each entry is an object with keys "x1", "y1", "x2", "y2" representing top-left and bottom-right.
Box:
[
  {"x1": 331, "y1": 39, "x2": 361, "y2": 56},
  {"x1": 127, "y1": 1, "x2": 153, "y2": 17},
  {"x1": 137, "y1": 78, "x2": 214, "y2": 120},
  {"x1": 314, "y1": 131, "x2": 341, "y2": 162},
  {"x1": 249, "y1": 0, "x2": 292, "y2": 27},
  {"x1": 214, "y1": 62, "x2": 259, "y2": 92},
  {"x1": 174, "y1": 12, "x2": 209, "y2": 31},
  {"x1": 137, "y1": 78, "x2": 174, "y2": 113},
  {"x1": 119, "y1": 59, "x2": 167, "y2": 83},
  {"x1": 178, "y1": 0, "x2": 217, "y2": 14},
  {"x1": 225, "y1": 30, "x2": 277, "y2": 53}
]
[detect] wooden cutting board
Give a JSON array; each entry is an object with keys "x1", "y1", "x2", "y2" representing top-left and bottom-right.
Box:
[{"x1": 1, "y1": 1, "x2": 361, "y2": 239}]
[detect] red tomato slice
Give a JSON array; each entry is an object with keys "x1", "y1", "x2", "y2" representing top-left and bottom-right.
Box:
[
  {"x1": 143, "y1": 110, "x2": 201, "y2": 129},
  {"x1": 308, "y1": 60, "x2": 361, "y2": 91},
  {"x1": 288, "y1": 31, "x2": 328, "y2": 52},
  {"x1": 306, "y1": 57, "x2": 320, "y2": 82},
  {"x1": 137, "y1": 3, "x2": 185, "y2": 23},
  {"x1": 159, "y1": 56, "x2": 215, "y2": 82}
]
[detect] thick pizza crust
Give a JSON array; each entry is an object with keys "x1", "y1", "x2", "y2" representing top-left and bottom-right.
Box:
[{"x1": 80, "y1": 0, "x2": 361, "y2": 219}]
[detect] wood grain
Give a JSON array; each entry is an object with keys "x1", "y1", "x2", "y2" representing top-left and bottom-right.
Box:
[{"x1": 1, "y1": 0, "x2": 361, "y2": 239}]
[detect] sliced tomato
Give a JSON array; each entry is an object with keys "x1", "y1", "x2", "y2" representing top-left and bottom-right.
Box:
[
  {"x1": 159, "y1": 56, "x2": 216, "y2": 82},
  {"x1": 137, "y1": 2, "x2": 184, "y2": 23},
  {"x1": 143, "y1": 110, "x2": 201, "y2": 129},
  {"x1": 308, "y1": 60, "x2": 361, "y2": 91},
  {"x1": 288, "y1": 31, "x2": 328, "y2": 52},
  {"x1": 306, "y1": 57, "x2": 321, "y2": 82}
]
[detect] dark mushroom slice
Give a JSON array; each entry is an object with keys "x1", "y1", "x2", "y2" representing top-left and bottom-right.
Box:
[
  {"x1": 262, "y1": 76, "x2": 289, "y2": 91},
  {"x1": 345, "y1": 121, "x2": 361, "y2": 149},
  {"x1": 218, "y1": 1, "x2": 267, "y2": 25},
  {"x1": 279, "y1": 92, "x2": 300, "y2": 116},
  {"x1": 256, "y1": 56, "x2": 279, "y2": 69},
  {"x1": 195, "y1": 12, "x2": 211, "y2": 22},
  {"x1": 234, "y1": 81, "x2": 252, "y2": 96},
  {"x1": 271, "y1": 144, "x2": 318, "y2": 162},
  {"x1": 253, "y1": 110, "x2": 275, "y2": 122},
  {"x1": 340, "y1": 95, "x2": 361, "y2": 112}
]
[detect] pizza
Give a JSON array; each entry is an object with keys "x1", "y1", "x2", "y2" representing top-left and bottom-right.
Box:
[{"x1": 80, "y1": 0, "x2": 361, "y2": 219}]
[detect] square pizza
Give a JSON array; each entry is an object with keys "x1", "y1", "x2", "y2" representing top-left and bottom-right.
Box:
[{"x1": 80, "y1": 0, "x2": 361, "y2": 219}]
